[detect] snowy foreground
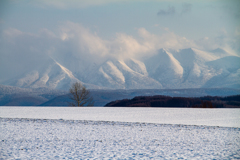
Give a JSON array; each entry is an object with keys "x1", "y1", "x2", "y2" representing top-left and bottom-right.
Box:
[
  {"x1": 1, "y1": 107, "x2": 240, "y2": 159},
  {"x1": 1, "y1": 107, "x2": 240, "y2": 127}
]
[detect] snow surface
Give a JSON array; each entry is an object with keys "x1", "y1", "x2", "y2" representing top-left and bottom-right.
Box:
[
  {"x1": 1, "y1": 118, "x2": 240, "y2": 159},
  {"x1": 1, "y1": 107, "x2": 239, "y2": 127},
  {"x1": 1, "y1": 107, "x2": 240, "y2": 159}
]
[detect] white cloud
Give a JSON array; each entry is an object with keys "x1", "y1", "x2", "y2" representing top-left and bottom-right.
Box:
[
  {"x1": 193, "y1": 28, "x2": 240, "y2": 56},
  {"x1": 2, "y1": 22, "x2": 237, "y2": 60},
  {"x1": 1, "y1": 21, "x2": 239, "y2": 82},
  {"x1": 57, "y1": 23, "x2": 194, "y2": 60},
  {"x1": 0, "y1": 28, "x2": 57, "y2": 81},
  {"x1": 137, "y1": 28, "x2": 197, "y2": 53},
  {"x1": 3, "y1": 28, "x2": 23, "y2": 37},
  {"x1": 109, "y1": 33, "x2": 149, "y2": 59},
  {"x1": 0, "y1": 22, "x2": 208, "y2": 63},
  {"x1": 59, "y1": 22, "x2": 108, "y2": 56}
]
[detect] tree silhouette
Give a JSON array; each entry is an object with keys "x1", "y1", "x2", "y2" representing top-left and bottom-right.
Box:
[{"x1": 69, "y1": 82, "x2": 94, "y2": 106}]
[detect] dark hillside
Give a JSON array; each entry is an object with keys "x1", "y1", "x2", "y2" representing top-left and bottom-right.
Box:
[{"x1": 105, "y1": 95, "x2": 240, "y2": 108}]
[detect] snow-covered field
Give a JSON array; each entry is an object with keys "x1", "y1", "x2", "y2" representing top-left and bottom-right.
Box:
[
  {"x1": 1, "y1": 107, "x2": 240, "y2": 127},
  {"x1": 1, "y1": 107, "x2": 240, "y2": 159}
]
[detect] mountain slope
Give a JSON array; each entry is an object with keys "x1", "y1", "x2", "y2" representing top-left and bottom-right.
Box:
[
  {"x1": 1, "y1": 48, "x2": 239, "y2": 90},
  {"x1": 166, "y1": 48, "x2": 233, "y2": 88},
  {"x1": 3, "y1": 58, "x2": 102, "y2": 90},
  {"x1": 203, "y1": 56, "x2": 240, "y2": 88},
  {"x1": 86, "y1": 59, "x2": 162, "y2": 89},
  {"x1": 0, "y1": 84, "x2": 67, "y2": 106},
  {"x1": 144, "y1": 49, "x2": 183, "y2": 88}
]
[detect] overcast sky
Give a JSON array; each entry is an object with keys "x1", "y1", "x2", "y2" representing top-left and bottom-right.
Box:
[{"x1": 0, "y1": 0, "x2": 240, "y2": 81}]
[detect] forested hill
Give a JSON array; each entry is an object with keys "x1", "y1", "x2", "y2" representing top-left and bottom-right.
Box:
[{"x1": 105, "y1": 95, "x2": 240, "y2": 108}]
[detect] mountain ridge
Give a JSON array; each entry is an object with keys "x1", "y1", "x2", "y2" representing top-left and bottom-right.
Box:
[{"x1": 1, "y1": 47, "x2": 239, "y2": 90}]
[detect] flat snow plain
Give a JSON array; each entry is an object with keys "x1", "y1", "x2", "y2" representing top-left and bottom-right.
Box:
[{"x1": 1, "y1": 107, "x2": 240, "y2": 159}]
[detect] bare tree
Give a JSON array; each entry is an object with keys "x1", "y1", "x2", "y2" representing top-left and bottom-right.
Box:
[{"x1": 69, "y1": 82, "x2": 94, "y2": 106}]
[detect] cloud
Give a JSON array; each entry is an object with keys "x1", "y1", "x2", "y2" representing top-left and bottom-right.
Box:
[
  {"x1": 0, "y1": 22, "x2": 197, "y2": 81},
  {"x1": 230, "y1": 26, "x2": 240, "y2": 55},
  {"x1": 181, "y1": 3, "x2": 192, "y2": 14},
  {"x1": 0, "y1": 22, "x2": 206, "y2": 64},
  {"x1": 192, "y1": 28, "x2": 240, "y2": 56},
  {"x1": 1, "y1": 22, "x2": 239, "y2": 82},
  {"x1": 59, "y1": 22, "x2": 108, "y2": 57},
  {"x1": 0, "y1": 28, "x2": 57, "y2": 82},
  {"x1": 157, "y1": 6, "x2": 175, "y2": 16},
  {"x1": 2, "y1": 23, "x2": 237, "y2": 60}
]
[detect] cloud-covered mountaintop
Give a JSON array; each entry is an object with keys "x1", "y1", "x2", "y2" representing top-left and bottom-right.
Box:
[
  {"x1": 1, "y1": 21, "x2": 239, "y2": 89},
  {"x1": 1, "y1": 46, "x2": 239, "y2": 90},
  {"x1": 1, "y1": 0, "x2": 240, "y2": 90}
]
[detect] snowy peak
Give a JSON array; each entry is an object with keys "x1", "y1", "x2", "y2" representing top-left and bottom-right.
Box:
[
  {"x1": 86, "y1": 58, "x2": 162, "y2": 89},
  {"x1": 207, "y1": 56, "x2": 240, "y2": 72},
  {"x1": 191, "y1": 48, "x2": 219, "y2": 61},
  {"x1": 211, "y1": 48, "x2": 227, "y2": 54},
  {"x1": 207, "y1": 56, "x2": 240, "y2": 76},
  {"x1": 203, "y1": 56, "x2": 240, "y2": 89},
  {"x1": 5, "y1": 58, "x2": 82, "y2": 90},
  {"x1": 124, "y1": 58, "x2": 148, "y2": 76},
  {"x1": 2, "y1": 47, "x2": 240, "y2": 90},
  {"x1": 100, "y1": 60, "x2": 125, "y2": 84},
  {"x1": 172, "y1": 48, "x2": 216, "y2": 66},
  {"x1": 54, "y1": 60, "x2": 76, "y2": 80},
  {"x1": 145, "y1": 49, "x2": 183, "y2": 77},
  {"x1": 209, "y1": 48, "x2": 233, "y2": 57}
]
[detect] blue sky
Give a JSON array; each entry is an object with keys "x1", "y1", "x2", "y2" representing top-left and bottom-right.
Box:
[{"x1": 0, "y1": 0, "x2": 240, "y2": 81}]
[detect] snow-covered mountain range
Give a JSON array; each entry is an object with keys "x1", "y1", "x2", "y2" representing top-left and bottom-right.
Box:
[{"x1": 2, "y1": 48, "x2": 240, "y2": 90}]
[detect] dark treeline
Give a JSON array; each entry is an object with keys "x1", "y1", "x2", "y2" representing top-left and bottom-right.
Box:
[{"x1": 105, "y1": 95, "x2": 240, "y2": 108}]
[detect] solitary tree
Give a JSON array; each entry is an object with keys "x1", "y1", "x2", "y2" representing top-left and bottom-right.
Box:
[{"x1": 69, "y1": 82, "x2": 94, "y2": 106}]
